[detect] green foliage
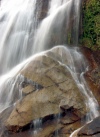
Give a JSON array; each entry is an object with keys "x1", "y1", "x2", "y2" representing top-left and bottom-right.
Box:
[{"x1": 81, "y1": 0, "x2": 100, "y2": 50}]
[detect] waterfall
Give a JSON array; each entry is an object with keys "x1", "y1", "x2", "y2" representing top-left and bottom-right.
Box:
[
  {"x1": 0, "y1": 0, "x2": 99, "y2": 135},
  {"x1": 0, "y1": 0, "x2": 43, "y2": 113},
  {"x1": 0, "y1": 0, "x2": 42, "y2": 74},
  {"x1": 33, "y1": 0, "x2": 73, "y2": 52}
]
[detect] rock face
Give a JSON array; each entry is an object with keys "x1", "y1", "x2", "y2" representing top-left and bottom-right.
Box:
[
  {"x1": 66, "y1": 47, "x2": 100, "y2": 137},
  {"x1": 82, "y1": 47, "x2": 100, "y2": 105},
  {"x1": 4, "y1": 111, "x2": 82, "y2": 137},
  {"x1": 78, "y1": 116, "x2": 100, "y2": 136},
  {"x1": 38, "y1": 0, "x2": 49, "y2": 21},
  {"x1": 5, "y1": 46, "x2": 87, "y2": 132},
  {"x1": 71, "y1": 116, "x2": 100, "y2": 137}
]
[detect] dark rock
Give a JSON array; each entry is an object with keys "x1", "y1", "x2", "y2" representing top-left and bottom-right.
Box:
[
  {"x1": 82, "y1": 47, "x2": 100, "y2": 106},
  {"x1": 36, "y1": 0, "x2": 50, "y2": 21},
  {"x1": 78, "y1": 116, "x2": 100, "y2": 136}
]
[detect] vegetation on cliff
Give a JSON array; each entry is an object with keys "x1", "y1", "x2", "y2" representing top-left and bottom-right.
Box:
[{"x1": 81, "y1": 0, "x2": 100, "y2": 50}]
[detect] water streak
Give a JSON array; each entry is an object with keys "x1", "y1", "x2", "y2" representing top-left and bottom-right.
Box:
[
  {"x1": 33, "y1": 0, "x2": 73, "y2": 53},
  {"x1": 54, "y1": 113, "x2": 61, "y2": 137},
  {"x1": 33, "y1": 118, "x2": 42, "y2": 135},
  {"x1": 0, "y1": 0, "x2": 41, "y2": 74},
  {"x1": 0, "y1": 51, "x2": 46, "y2": 113},
  {"x1": 50, "y1": 45, "x2": 99, "y2": 121},
  {"x1": 65, "y1": 47, "x2": 99, "y2": 120}
]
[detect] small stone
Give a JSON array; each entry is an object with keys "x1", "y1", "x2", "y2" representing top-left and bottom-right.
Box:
[{"x1": 22, "y1": 85, "x2": 34, "y2": 94}]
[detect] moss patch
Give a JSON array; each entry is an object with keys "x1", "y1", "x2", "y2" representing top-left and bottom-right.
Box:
[{"x1": 80, "y1": 0, "x2": 100, "y2": 50}]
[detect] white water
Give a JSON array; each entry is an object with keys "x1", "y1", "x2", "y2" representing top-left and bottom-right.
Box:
[
  {"x1": 0, "y1": 50, "x2": 47, "y2": 113},
  {"x1": 48, "y1": 0, "x2": 67, "y2": 14},
  {"x1": 70, "y1": 127, "x2": 82, "y2": 137},
  {"x1": 33, "y1": 0, "x2": 73, "y2": 53},
  {"x1": 0, "y1": 0, "x2": 42, "y2": 74},
  {"x1": 0, "y1": 0, "x2": 99, "y2": 135},
  {"x1": 33, "y1": 118, "x2": 42, "y2": 134},
  {"x1": 54, "y1": 113, "x2": 61, "y2": 137}
]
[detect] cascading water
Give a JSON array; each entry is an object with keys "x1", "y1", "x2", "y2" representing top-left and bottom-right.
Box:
[
  {"x1": 49, "y1": 45, "x2": 100, "y2": 137},
  {"x1": 0, "y1": 0, "x2": 44, "y2": 116},
  {"x1": 0, "y1": 0, "x2": 43, "y2": 74},
  {"x1": 33, "y1": 0, "x2": 73, "y2": 53},
  {"x1": 0, "y1": 0, "x2": 99, "y2": 136},
  {"x1": 61, "y1": 46, "x2": 99, "y2": 120}
]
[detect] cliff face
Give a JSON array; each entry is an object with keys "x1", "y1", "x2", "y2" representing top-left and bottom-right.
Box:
[
  {"x1": 80, "y1": 0, "x2": 100, "y2": 104},
  {"x1": 80, "y1": 0, "x2": 100, "y2": 51},
  {"x1": 82, "y1": 47, "x2": 100, "y2": 105}
]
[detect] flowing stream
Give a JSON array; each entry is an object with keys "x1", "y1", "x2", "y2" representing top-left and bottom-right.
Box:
[{"x1": 0, "y1": 0, "x2": 99, "y2": 135}]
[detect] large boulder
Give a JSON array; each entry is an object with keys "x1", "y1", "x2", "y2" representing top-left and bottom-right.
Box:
[{"x1": 5, "y1": 46, "x2": 87, "y2": 132}]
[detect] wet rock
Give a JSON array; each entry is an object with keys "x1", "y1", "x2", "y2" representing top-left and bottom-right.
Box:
[
  {"x1": 0, "y1": 106, "x2": 14, "y2": 137},
  {"x1": 3, "y1": 111, "x2": 82, "y2": 137},
  {"x1": 78, "y1": 116, "x2": 100, "y2": 137},
  {"x1": 2, "y1": 46, "x2": 100, "y2": 137},
  {"x1": 70, "y1": 116, "x2": 100, "y2": 137},
  {"x1": 5, "y1": 46, "x2": 87, "y2": 132},
  {"x1": 38, "y1": 0, "x2": 49, "y2": 21},
  {"x1": 21, "y1": 79, "x2": 43, "y2": 95},
  {"x1": 22, "y1": 85, "x2": 35, "y2": 94},
  {"x1": 82, "y1": 47, "x2": 100, "y2": 105},
  {"x1": 0, "y1": 106, "x2": 13, "y2": 125}
]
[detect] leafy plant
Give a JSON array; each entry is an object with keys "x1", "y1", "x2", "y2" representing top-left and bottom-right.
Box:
[{"x1": 81, "y1": 0, "x2": 100, "y2": 50}]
